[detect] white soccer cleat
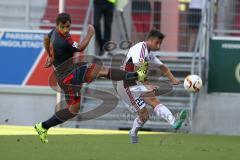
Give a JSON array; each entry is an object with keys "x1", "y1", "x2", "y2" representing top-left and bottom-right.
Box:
[{"x1": 129, "y1": 131, "x2": 138, "y2": 144}]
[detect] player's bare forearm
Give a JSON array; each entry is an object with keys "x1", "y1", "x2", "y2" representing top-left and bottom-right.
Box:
[
  {"x1": 160, "y1": 65, "x2": 174, "y2": 80},
  {"x1": 77, "y1": 25, "x2": 95, "y2": 52},
  {"x1": 43, "y1": 36, "x2": 54, "y2": 68},
  {"x1": 160, "y1": 65, "x2": 181, "y2": 84},
  {"x1": 44, "y1": 36, "x2": 51, "y2": 56},
  {"x1": 77, "y1": 35, "x2": 92, "y2": 52}
]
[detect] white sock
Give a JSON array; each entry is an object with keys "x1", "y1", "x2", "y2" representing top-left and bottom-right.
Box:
[
  {"x1": 130, "y1": 117, "x2": 144, "y2": 135},
  {"x1": 154, "y1": 104, "x2": 175, "y2": 125}
]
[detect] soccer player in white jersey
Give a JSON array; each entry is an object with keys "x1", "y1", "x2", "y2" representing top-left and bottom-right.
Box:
[{"x1": 116, "y1": 29, "x2": 187, "y2": 144}]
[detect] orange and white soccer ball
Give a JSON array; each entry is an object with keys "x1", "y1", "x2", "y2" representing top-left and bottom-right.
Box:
[{"x1": 184, "y1": 75, "x2": 202, "y2": 92}]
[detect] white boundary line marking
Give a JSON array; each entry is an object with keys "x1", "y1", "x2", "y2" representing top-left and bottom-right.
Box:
[{"x1": 22, "y1": 48, "x2": 45, "y2": 86}]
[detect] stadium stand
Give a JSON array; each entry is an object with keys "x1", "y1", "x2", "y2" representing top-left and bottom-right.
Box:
[
  {"x1": 41, "y1": 0, "x2": 90, "y2": 30},
  {"x1": 0, "y1": 0, "x2": 89, "y2": 30},
  {"x1": 0, "y1": 0, "x2": 47, "y2": 29}
]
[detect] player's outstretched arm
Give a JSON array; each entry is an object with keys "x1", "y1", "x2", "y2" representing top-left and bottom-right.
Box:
[
  {"x1": 77, "y1": 24, "x2": 95, "y2": 52},
  {"x1": 160, "y1": 64, "x2": 181, "y2": 85},
  {"x1": 44, "y1": 36, "x2": 50, "y2": 56},
  {"x1": 43, "y1": 36, "x2": 53, "y2": 68}
]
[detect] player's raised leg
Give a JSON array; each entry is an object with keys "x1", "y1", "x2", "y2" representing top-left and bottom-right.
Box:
[
  {"x1": 142, "y1": 91, "x2": 187, "y2": 130},
  {"x1": 86, "y1": 62, "x2": 148, "y2": 82},
  {"x1": 172, "y1": 109, "x2": 187, "y2": 130}
]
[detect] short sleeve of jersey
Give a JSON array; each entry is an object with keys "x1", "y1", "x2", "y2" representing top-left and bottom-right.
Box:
[
  {"x1": 151, "y1": 56, "x2": 163, "y2": 66},
  {"x1": 148, "y1": 53, "x2": 163, "y2": 67},
  {"x1": 48, "y1": 29, "x2": 55, "y2": 39},
  {"x1": 66, "y1": 35, "x2": 80, "y2": 53}
]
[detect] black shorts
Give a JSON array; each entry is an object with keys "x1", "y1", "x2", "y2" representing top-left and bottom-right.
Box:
[
  {"x1": 58, "y1": 63, "x2": 96, "y2": 106},
  {"x1": 187, "y1": 8, "x2": 202, "y2": 30}
]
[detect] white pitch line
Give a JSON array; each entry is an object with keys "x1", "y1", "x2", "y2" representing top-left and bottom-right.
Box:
[{"x1": 22, "y1": 48, "x2": 45, "y2": 86}]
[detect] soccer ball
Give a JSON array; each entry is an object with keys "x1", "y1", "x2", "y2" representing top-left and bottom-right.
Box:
[{"x1": 184, "y1": 75, "x2": 202, "y2": 92}]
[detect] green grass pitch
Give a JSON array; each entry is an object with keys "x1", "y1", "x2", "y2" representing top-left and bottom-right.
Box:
[{"x1": 0, "y1": 125, "x2": 240, "y2": 160}]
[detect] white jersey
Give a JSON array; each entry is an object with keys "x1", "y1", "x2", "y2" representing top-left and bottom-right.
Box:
[
  {"x1": 123, "y1": 41, "x2": 163, "y2": 71},
  {"x1": 117, "y1": 42, "x2": 163, "y2": 112}
]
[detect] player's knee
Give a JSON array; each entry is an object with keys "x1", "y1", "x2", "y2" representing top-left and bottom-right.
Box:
[
  {"x1": 142, "y1": 91, "x2": 155, "y2": 98},
  {"x1": 142, "y1": 93, "x2": 160, "y2": 106},
  {"x1": 142, "y1": 94, "x2": 155, "y2": 102}
]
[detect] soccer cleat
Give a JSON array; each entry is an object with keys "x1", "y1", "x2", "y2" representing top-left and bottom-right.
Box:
[
  {"x1": 137, "y1": 62, "x2": 148, "y2": 82},
  {"x1": 34, "y1": 123, "x2": 48, "y2": 143},
  {"x1": 129, "y1": 131, "x2": 138, "y2": 144},
  {"x1": 172, "y1": 109, "x2": 187, "y2": 130}
]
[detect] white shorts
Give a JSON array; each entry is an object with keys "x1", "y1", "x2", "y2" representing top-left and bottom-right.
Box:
[{"x1": 116, "y1": 81, "x2": 149, "y2": 112}]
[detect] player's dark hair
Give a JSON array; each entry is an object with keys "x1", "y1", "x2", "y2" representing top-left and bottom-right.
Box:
[
  {"x1": 56, "y1": 13, "x2": 71, "y2": 25},
  {"x1": 147, "y1": 29, "x2": 165, "y2": 40}
]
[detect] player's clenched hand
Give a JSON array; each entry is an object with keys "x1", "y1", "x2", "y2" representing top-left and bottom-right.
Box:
[
  {"x1": 87, "y1": 24, "x2": 95, "y2": 37},
  {"x1": 138, "y1": 107, "x2": 149, "y2": 123},
  {"x1": 44, "y1": 56, "x2": 53, "y2": 68}
]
